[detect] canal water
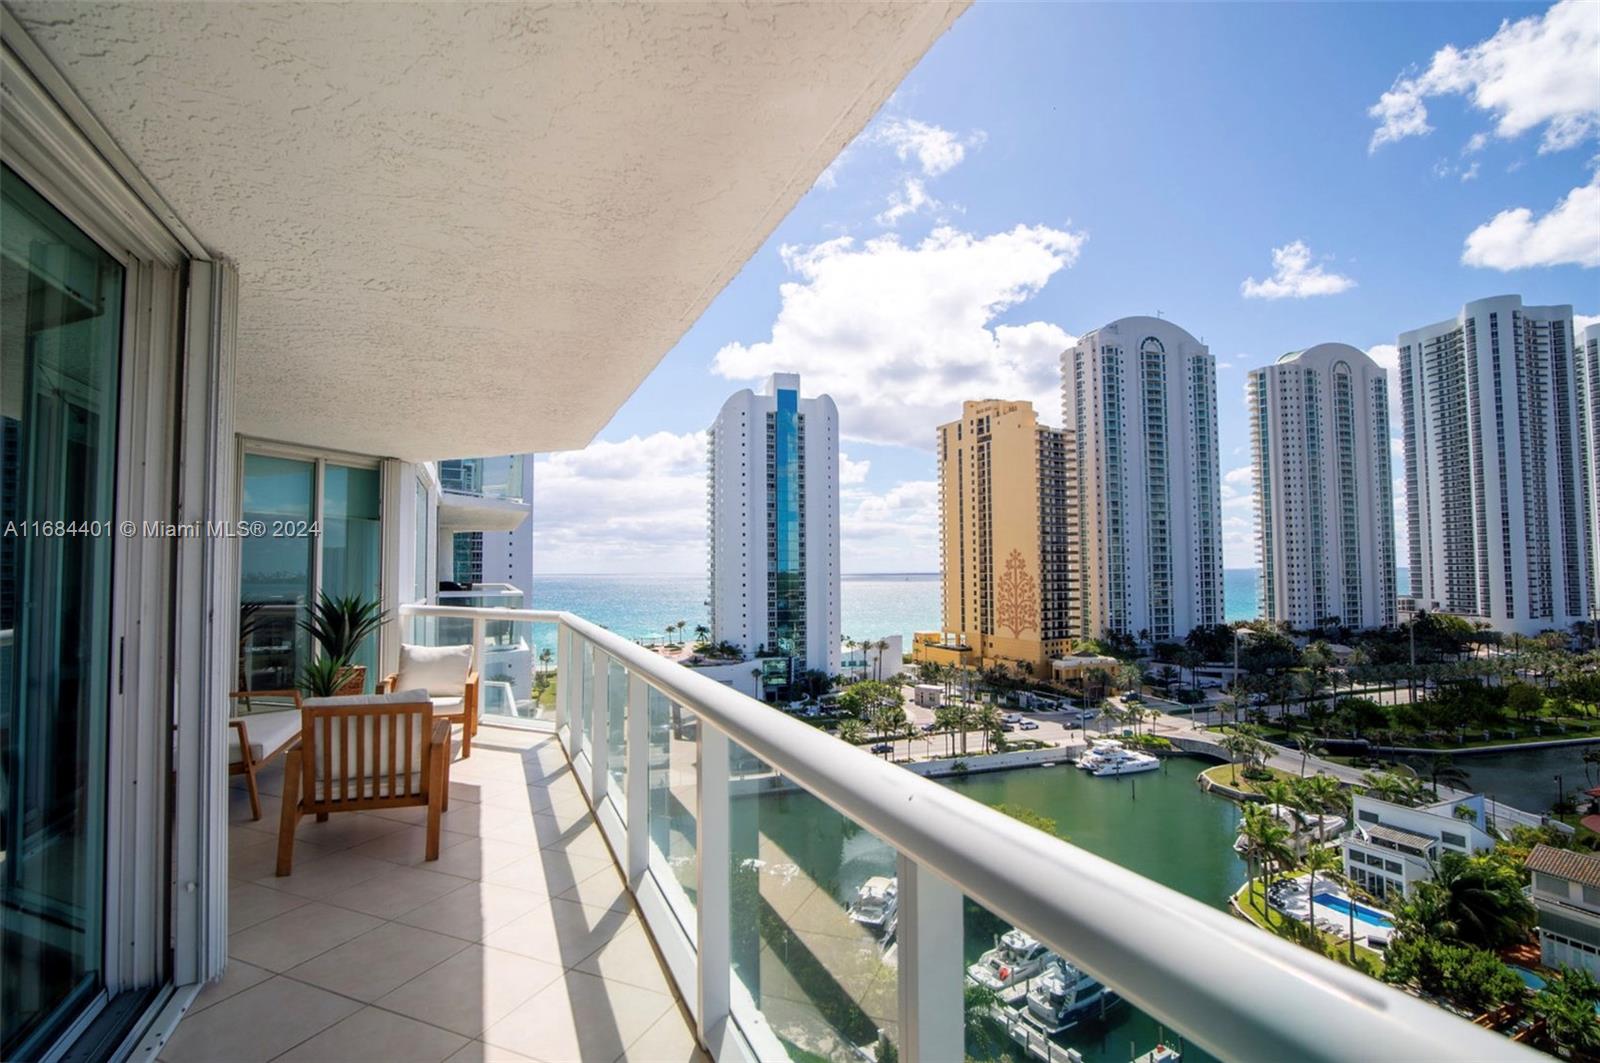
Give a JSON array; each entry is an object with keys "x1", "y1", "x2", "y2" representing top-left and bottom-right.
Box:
[
  {"x1": 1446, "y1": 742, "x2": 1600, "y2": 814},
  {"x1": 733, "y1": 757, "x2": 1244, "y2": 1062},
  {"x1": 943, "y1": 760, "x2": 1244, "y2": 1063}
]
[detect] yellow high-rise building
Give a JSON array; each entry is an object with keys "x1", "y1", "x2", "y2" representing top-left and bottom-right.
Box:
[{"x1": 926, "y1": 399, "x2": 1075, "y2": 677}]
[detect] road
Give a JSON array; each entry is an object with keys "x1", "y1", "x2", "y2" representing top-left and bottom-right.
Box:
[{"x1": 856, "y1": 686, "x2": 1549, "y2": 829}]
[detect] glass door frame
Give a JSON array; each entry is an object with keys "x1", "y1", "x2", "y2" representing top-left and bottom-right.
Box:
[
  {"x1": 235, "y1": 440, "x2": 393, "y2": 688},
  {"x1": 2, "y1": 72, "x2": 193, "y2": 1063},
  {"x1": 4, "y1": 12, "x2": 241, "y2": 1059}
]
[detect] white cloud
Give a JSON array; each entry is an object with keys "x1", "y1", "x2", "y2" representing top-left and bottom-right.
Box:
[
  {"x1": 1221, "y1": 515, "x2": 1256, "y2": 569},
  {"x1": 1460, "y1": 161, "x2": 1481, "y2": 182},
  {"x1": 1464, "y1": 132, "x2": 1489, "y2": 154},
  {"x1": 1367, "y1": 343, "x2": 1399, "y2": 375},
  {"x1": 532, "y1": 432, "x2": 707, "y2": 573},
  {"x1": 872, "y1": 118, "x2": 978, "y2": 177},
  {"x1": 1576, "y1": 312, "x2": 1600, "y2": 333},
  {"x1": 1368, "y1": 0, "x2": 1600, "y2": 154},
  {"x1": 1240, "y1": 241, "x2": 1357, "y2": 299},
  {"x1": 840, "y1": 452, "x2": 871, "y2": 485},
  {"x1": 876, "y1": 177, "x2": 939, "y2": 226},
  {"x1": 712, "y1": 224, "x2": 1086, "y2": 448},
  {"x1": 843, "y1": 479, "x2": 940, "y2": 571},
  {"x1": 1462, "y1": 170, "x2": 1600, "y2": 269}
]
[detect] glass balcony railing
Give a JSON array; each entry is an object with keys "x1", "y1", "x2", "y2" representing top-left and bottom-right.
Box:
[{"x1": 395, "y1": 602, "x2": 1526, "y2": 1063}]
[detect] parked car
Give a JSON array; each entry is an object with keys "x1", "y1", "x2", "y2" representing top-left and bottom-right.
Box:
[
  {"x1": 1077, "y1": 709, "x2": 1099, "y2": 721},
  {"x1": 1001, "y1": 713, "x2": 1022, "y2": 724},
  {"x1": 1123, "y1": 692, "x2": 1143, "y2": 703},
  {"x1": 999, "y1": 723, "x2": 1016, "y2": 733},
  {"x1": 1020, "y1": 720, "x2": 1040, "y2": 731},
  {"x1": 870, "y1": 743, "x2": 894, "y2": 754},
  {"x1": 920, "y1": 722, "x2": 938, "y2": 733}
]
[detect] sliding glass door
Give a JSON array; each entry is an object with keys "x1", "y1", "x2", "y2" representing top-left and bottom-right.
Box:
[
  {"x1": 238, "y1": 454, "x2": 382, "y2": 696},
  {"x1": 0, "y1": 165, "x2": 123, "y2": 1059}
]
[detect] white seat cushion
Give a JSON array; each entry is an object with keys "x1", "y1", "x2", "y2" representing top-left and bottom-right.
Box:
[
  {"x1": 429, "y1": 695, "x2": 464, "y2": 715},
  {"x1": 229, "y1": 710, "x2": 302, "y2": 765},
  {"x1": 396, "y1": 643, "x2": 472, "y2": 696}
]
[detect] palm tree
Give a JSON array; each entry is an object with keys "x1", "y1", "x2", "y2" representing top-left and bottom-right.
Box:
[
  {"x1": 1360, "y1": 770, "x2": 1426, "y2": 807},
  {"x1": 1417, "y1": 753, "x2": 1470, "y2": 797},
  {"x1": 837, "y1": 718, "x2": 866, "y2": 744},
  {"x1": 843, "y1": 637, "x2": 858, "y2": 678},
  {"x1": 1430, "y1": 851, "x2": 1536, "y2": 949},
  {"x1": 1292, "y1": 734, "x2": 1326, "y2": 779},
  {"x1": 1303, "y1": 844, "x2": 1343, "y2": 953},
  {"x1": 1220, "y1": 728, "x2": 1262, "y2": 785},
  {"x1": 1238, "y1": 804, "x2": 1294, "y2": 925},
  {"x1": 875, "y1": 639, "x2": 890, "y2": 681},
  {"x1": 693, "y1": 623, "x2": 710, "y2": 645}
]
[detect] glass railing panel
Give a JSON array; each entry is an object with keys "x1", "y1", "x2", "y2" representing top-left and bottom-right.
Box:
[
  {"x1": 577, "y1": 639, "x2": 594, "y2": 758},
  {"x1": 962, "y1": 896, "x2": 1201, "y2": 1063},
  {"x1": 728, "y1": 741, "x2": 901, "y2": 1062},
  {"x1": 606, "y1": 657, "x2": 627, "y2": 796},
  {"x1": 647, "y1": 686, "x2": 697, "y2": 932},
  {"x1": 401, "y1": 612, "x2": 553, "y2": 726}
]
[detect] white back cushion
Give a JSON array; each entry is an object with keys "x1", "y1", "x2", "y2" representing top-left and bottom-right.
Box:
[
  {"x1": 303, "y1": 690, "x2": 433, "y2": 795},
  {"x1": 396, "y1": 643, "x2": 473, "y2": 696}
]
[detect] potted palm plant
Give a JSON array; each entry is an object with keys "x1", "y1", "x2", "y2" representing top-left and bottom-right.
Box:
[{"x1": 298, "y1": 592, "x2": 388, "y2": 696}]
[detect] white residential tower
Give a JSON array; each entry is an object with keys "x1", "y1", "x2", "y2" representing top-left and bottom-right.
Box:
[
  {"x1": 1063, "y1": 317, "x2": 1224, "y2": 642},
  {"x1": 1249, "y1": 344, "x2": 1397, "y2": 630},
  {"x1": 1399, "y1": 296, "x2": 1590, "y2": 635},
  {"x1": 708, "y1": 373, "x2": 841, "y2": 692}
]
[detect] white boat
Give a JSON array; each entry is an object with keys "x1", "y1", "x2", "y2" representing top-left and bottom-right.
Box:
[
  {"x1": 847, "y1": 876, "x2": 898, "y2": 932},
  {"x1": 966, "y1": 928, "x2": 1056, "y2": 992},
  {"x1": 1088, "y1": 747, "x2": 1160, "y2": 777},
  {"x1": 1023, "y1": 958, "x2": 1120, "y2": 1036},
  {"x1": 1074, "y1": 739, "x2": 1125, "y2": 771}
]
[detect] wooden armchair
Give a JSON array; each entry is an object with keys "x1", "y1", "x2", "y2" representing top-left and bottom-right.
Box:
[
  {"x1": 378, "y1": 643, "x2": 481, "y2": 757},
  {"x1": 276, "y1": 690, "x2": 451, "y2": 875},
  {"x1": 229, "y1": 689, "x2": 305, "y2": 821}
]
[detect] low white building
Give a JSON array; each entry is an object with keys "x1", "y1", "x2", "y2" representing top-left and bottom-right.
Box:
[
  {"x1": 842, "y1": 634, "x2": 903, "y2": 682},
  {"x1": 1341, "y1": 793, "x2": 1495, "y2": 901},
  {"x1": 1527, "y1": 844, "x2": 1600, "y2": 977},
  {"x1": 912, "y1": 684, "x2": 944, "y2": 708}
]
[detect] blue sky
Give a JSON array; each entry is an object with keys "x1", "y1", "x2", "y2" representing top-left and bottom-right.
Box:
[{"x1": 533, "y1": 1, "x2": 1599, "y2": 575}]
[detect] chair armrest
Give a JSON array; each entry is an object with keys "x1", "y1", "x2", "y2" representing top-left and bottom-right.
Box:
[
  {"x1": 230, "y1": 719, "x2": 250, "y2": 764},
  {"x1": 429, "y1": 718, "x2": 453, "y2": 783},
  {"x1": 430, "y1": 719, "x2": 452, "y2": 748},
  {"x1": 464, "y1": 671, "x2": 479, "y2": 714},
  {"x1": 377, "y1": 672, "x2": 399, "y2": 694}
]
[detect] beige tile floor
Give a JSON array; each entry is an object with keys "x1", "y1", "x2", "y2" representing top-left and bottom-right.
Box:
[{"x1": 164, "y1": 725, "x2": 706, "y2": 1063}]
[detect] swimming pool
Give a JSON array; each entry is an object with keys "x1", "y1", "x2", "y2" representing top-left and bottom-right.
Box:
[
  {"x1": 1513, "y1": 966, "x2": 1547, "y2": 991},
  {"x1": 1313, "y1": 892, "x2": 1394, "y2": 929}
]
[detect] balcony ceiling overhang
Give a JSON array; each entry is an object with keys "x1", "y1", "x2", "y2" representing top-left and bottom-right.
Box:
[
  {"x1": 9, "y1": 1, "x2": 966, "y2": 462},
  {"x1": 437, "y1": 491, "x2": 530, "y2": 535}
]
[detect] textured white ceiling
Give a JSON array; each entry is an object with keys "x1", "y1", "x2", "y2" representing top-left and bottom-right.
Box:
[{"x1": 11, "y1": 1, "x2": 964, "y2": 461}]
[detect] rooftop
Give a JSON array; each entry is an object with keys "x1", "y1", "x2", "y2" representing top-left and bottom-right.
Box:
[{"x1": 1527, "y1": 844, "x2": 1600, "y2": 890}]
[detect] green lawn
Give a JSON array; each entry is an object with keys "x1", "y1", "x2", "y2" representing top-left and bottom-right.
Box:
[
  {"x1": 1232, "y1": 879, "x2": 1385, "y2": 976},
  {"x1": 1200, "y1": 762, "x2": 1299, "y2": 795}
]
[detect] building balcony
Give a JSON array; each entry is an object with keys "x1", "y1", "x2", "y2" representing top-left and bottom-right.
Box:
[{"x1": 178, "y1": 602, "x2": 1535, "y2": 1062}]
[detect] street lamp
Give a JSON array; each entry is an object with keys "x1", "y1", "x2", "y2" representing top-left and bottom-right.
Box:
[{"x1": 1555, "y1": 773, "x2": 1566, "y2": 815}]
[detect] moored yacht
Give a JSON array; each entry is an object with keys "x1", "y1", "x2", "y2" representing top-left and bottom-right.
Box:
[
  {"x1": 1088, "y1": 746, "x2": 1160, "y2": 777},
  {"x1": 1074, "y1": 739, "x2": 1126, "y2": 771},
  {"x1": 847, "y1": 875, "x2": 898, "y2": 933},
  {"x1": 1023, "y1": 957, "x2": 1121, "y2": 1035},
  {"x1": 966, "y1": 928, "x2": 1056, "y2": 992}
]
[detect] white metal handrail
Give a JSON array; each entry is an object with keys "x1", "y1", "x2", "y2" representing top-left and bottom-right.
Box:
[{"x1": 400, "y1": 602, "x2": 1530, "y2": 1062}]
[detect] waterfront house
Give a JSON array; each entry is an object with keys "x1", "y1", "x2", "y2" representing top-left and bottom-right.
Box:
[
  {"x1": 1526, "y1": 845, "x2": 1600, "y2": 978},
  {"x1": 1341, "y1": 793, "x2": 1496, "y2": 900},
  {"x1": 842, "y1": 635, "x2": 905, "y2": 682}
]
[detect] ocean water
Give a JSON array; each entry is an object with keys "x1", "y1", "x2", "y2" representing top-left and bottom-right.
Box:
[
  {"x1": 530, "y1": 567, "x2": 1411, "y2": 645},
  {"x1": 529, "y1": 572, "x2": 941, "y2": 645}
]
